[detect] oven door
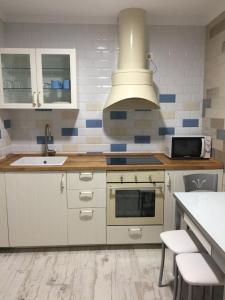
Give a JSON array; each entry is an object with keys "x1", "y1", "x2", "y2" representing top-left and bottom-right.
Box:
[{"x1": 107, "y1": 183, "x2": 164, "y2": 225}]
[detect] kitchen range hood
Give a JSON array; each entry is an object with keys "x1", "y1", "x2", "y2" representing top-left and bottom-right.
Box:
[{"x1": 104, "y1": 8, "x2": 159, "y2": 109}]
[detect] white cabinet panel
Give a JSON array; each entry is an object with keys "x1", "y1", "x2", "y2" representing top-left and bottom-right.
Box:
[
  {"x1": 0, "y1": 173, "x2": 9, "y2": 247},
  {"x1": 6, "y1": 172, "x2": 67, "y2": 247},
  {"x1": 68, "y1": 208, "x2": 106, "y2": 245}
]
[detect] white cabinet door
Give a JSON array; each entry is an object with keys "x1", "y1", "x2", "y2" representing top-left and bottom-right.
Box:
[
  {"x1": 68, "y1": 208, "x2": 106, "y2": 245},
  {"x1": 35, "y1": 48, "x2": 77, "y2": 109},
  {"x1": 5, "y1": 172, "x2": 67, "y2": 247},
  {"x1": 0, "y1": 173, "x2": 9, "y2": 246},
  {"x1": 0, "y1": 48, "x2": 37, "y2": 109}
]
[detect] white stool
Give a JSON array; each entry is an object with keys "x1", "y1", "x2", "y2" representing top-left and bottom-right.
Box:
[
  {"x1": 175, "y1": 253, "x2": 224, "y2": 300},
  {"x1": 158, "y1": 230, "x2": 198, "y2": 287}
]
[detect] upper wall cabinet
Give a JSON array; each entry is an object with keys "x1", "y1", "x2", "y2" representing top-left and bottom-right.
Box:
[{"x1": 0, "y1": 48, "x2": 77, "y2": 109}]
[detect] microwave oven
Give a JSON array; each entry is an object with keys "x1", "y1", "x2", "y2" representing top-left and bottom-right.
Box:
[{"x1": 165, "y1": 136, "x2": 212, "y2": 159}]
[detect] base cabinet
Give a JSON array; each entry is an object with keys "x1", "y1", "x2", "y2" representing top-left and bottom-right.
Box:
[
  {"x1": 5, "y1": 172, "x2": 67, "y2": 247},
  {"x1": 68, "y1": 208, "x2": 106, "y2": 245},
  {"x1": 164, "y1": 169, "x2": 223, "y2": 231}
]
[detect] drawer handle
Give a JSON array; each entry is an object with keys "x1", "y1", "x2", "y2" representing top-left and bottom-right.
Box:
[
  {"x1": 79, "y1": 209, "x2": 93, "y2": 219},
  {"x1": 79, "y1": 172, "x2": 93, "y2": 181},
  {"x1": 79, "y1": 191, "x2": 93, "y2": 200},
  {"x1": 128, "y1": 228, "x2": 142, "y2": 236}
]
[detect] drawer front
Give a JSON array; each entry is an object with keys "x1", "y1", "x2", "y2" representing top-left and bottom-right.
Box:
[
  {"x1": 67, "y1": 172, "x2": 106, "y2": 189},
  {"x1": 68, "y1": 208, "x2": 106, "y2": 245},
  {"x1": 67, "y1": 189, "x2": 106, "y2": 208},
  {"x1": 107, "y1": 171, "x2": 164, "y2": 183},
  {"x1": 107, "y1": 225, "x2": 163, "y2": 244}
]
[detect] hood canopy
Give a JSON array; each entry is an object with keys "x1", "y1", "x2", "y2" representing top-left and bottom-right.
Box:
[{"x1": 104, "y1": 8, "x2": 159, "y2": 110}]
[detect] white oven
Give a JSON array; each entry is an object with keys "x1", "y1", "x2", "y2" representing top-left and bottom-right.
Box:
[{"x1": 107, "y1": 171, "x2": 164, "y2": 226}]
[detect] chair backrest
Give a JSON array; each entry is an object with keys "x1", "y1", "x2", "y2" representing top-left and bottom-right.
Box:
[{"x1": 183, "y1": 174, "x2": 218, "y2": 192}]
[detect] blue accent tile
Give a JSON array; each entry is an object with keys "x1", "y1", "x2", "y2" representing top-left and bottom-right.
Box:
[
  {"x1": 4, "y1": 119, "x2": 11, "y2": 129},
  {"x1": 183, "y1": 119, "x2": 199, "y2": 127},
  {"x1": 35, "y1": 109, "x2": 52, "y2": 111},
  {"x1": 159, "y1": 127, "x2": 175, "y2": 135},
  {"x1": 36, "y1": 136, "x2": 54, "y2": 144},
  {"x1": 86, "y1": 120, "x2": 102, "y2": 128},
  {"x1": 134, "y1": 136, "x2": 151, "y2": 144},
  {"x1": 217, "y1": 129, "x2": 225, "y2": 140},
  {"x1": 110, "y1": 111, "x2": 127, "y2": 120},
  {"x1": 159, "y1": 94, "x2": 176, "y2": 103},
  {"x1": 62, "y1": 128, "x2": 78, "y2": 136},
  {"x1": 111, "y1": 144, "x2": 127, "y2": 152}
]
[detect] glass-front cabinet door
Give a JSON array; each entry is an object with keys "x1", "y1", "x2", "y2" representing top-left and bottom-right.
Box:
[
  {"x1": 36, "y1": 49, "x2": 77, "y2": 109},
  {"x1": 0, "y1": 49, "x2": 37, "y2": 108},
  {"x1": 0, "y1": 48, "x2": 77, "y2": 109}
]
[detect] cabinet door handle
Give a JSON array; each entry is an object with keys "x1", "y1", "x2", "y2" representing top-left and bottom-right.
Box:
[
  {"x1": 167, "y1": 173, "x2": 171, "y2": 191},
  {"x1": 61, "y1": 174, "x2": 65, "y2": 191},
  {"x1": 79, "y1": 191, "x2": 93, "y2": 200},
  {"x1": 79, "y1": 172, "x2": 93, "y2": 181},
  {"x1": 32, "y1": 92, "x2": 37, "y2": 107},
  {"x1": 128, "y1": 227, "x2": 142, "y2": 236},
  {"x1": 79, "y1": 209, "x2": 93, "y2": 218},
  {"x1": 37, "y1": 91, "x2": 41, "y2": 107}
]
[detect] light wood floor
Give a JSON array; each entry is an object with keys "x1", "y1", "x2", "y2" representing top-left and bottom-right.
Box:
[{"x1": 0, "y1": 246, "x2": 223, "y2": 300}]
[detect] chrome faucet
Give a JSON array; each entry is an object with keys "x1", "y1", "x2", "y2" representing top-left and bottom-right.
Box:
[{"x1": 44, "y1": 124, "x2": 56, "y2": 156}]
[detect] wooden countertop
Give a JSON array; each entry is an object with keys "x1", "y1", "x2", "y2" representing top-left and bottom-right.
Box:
[{"x1": 0, "y1": 153, "x2": 223, "y2": 172}]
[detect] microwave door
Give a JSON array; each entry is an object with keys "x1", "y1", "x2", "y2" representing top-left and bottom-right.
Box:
[{"x1": 172, "y1": 138, "x2": 202, "y2": 158}]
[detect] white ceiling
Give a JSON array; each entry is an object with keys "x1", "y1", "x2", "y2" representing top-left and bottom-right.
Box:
[{"x1": 0, "y1": 0, "x2": 224, "y2": 25}]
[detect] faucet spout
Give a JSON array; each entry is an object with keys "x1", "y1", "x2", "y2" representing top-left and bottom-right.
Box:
[{"x1": 44, "y1": 124, "x2": 56, "y2": 156}]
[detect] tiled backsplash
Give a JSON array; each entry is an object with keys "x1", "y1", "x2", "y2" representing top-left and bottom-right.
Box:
[{"x1": 0, "y1": 23, "x2": 205, "y2": 156}]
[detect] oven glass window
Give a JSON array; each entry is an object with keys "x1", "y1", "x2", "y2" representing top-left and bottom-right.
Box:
[{"x1": 115, "y1": 190, "x2": 155, "y2": 217}]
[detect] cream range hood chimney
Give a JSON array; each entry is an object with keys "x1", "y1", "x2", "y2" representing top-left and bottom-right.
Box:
[{"x1": 104, "y1": 8, "x2": 159, "y2": 109}]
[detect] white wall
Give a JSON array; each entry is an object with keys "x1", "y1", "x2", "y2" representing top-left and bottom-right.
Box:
[{"x1": 2, "y1": 23, "x2": 205, "y2": 154}]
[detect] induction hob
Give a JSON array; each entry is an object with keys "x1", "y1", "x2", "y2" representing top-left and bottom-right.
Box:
[{"x1": 106, "y1": 156, "x2": 163, "y2": 165}]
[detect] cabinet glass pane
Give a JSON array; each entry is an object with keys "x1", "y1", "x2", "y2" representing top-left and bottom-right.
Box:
[
  {"x1": 41, "y1": 54, "x2": 71, "y2": 104},
  {"x1": 1, "y1": 54, "x2": 33, "y2": 103}
]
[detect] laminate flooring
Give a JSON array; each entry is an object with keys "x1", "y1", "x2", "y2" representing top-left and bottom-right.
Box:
[{"x1": 0, "y1": 246, "x2": 223, "y2": 300}]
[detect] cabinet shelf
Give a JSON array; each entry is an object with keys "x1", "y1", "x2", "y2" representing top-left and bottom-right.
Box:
[
  {"x1": 2, "y1": 67, "x2": 30, "y2": 70},
  {"x1": 3, "y1": 88, "x2": 31, "y2": 90}
]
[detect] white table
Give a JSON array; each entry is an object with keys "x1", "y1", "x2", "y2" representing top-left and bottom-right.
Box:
[{"x1": 174, "y1": 192, "x2": 225, "y2": 300}]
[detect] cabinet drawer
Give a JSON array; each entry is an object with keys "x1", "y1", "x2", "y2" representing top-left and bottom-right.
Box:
[
  {"x1": 68, "y1": 208, "x2": 106, "y2": 245},
  {"x1": 107, "y1": 225, "x2": 162, "y2": 244},
  {"x1": 67, "y1": 172, "x2": 106, "y2": 189},
  {"x1": 107, "y1": 171, "x2": 164, "y2": 183},
  {"x1": 67, "y1": 189, "x2": 106, "y2": 208}
]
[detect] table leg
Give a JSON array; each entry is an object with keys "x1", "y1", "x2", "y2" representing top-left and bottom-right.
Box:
[
  {"x1": 223, "y1": 287, "x2": 225, "y2": 300},
  {"x1": 175, "y1": 202, "x2": 181, "y2": 230}
]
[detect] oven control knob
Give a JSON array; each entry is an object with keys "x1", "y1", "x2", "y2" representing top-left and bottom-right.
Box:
[{"x1": 120, "y1": 176, "x2": 123, "y2": 183}]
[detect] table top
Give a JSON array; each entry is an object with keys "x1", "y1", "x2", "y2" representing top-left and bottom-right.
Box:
[{"x1": 174, "y1": 192, "x2": 225, "y2": 253}]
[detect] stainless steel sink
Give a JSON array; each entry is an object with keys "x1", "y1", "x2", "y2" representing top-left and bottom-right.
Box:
[{"x1": 10, "y1": 156, "x2": 68, "y2": 166}]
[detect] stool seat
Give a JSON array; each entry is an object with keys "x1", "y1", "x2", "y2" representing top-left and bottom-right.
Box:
[
  {"x1": 160, "y1": 230, "x2": 198, "y2": 254},
  {"x1": 176, "y1": 253, "x2": 224, "y2": 286}
]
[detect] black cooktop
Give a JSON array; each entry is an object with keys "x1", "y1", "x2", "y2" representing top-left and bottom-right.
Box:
[{"x1": 106, "y1": 156, "x2": 163, "y2": 165}]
